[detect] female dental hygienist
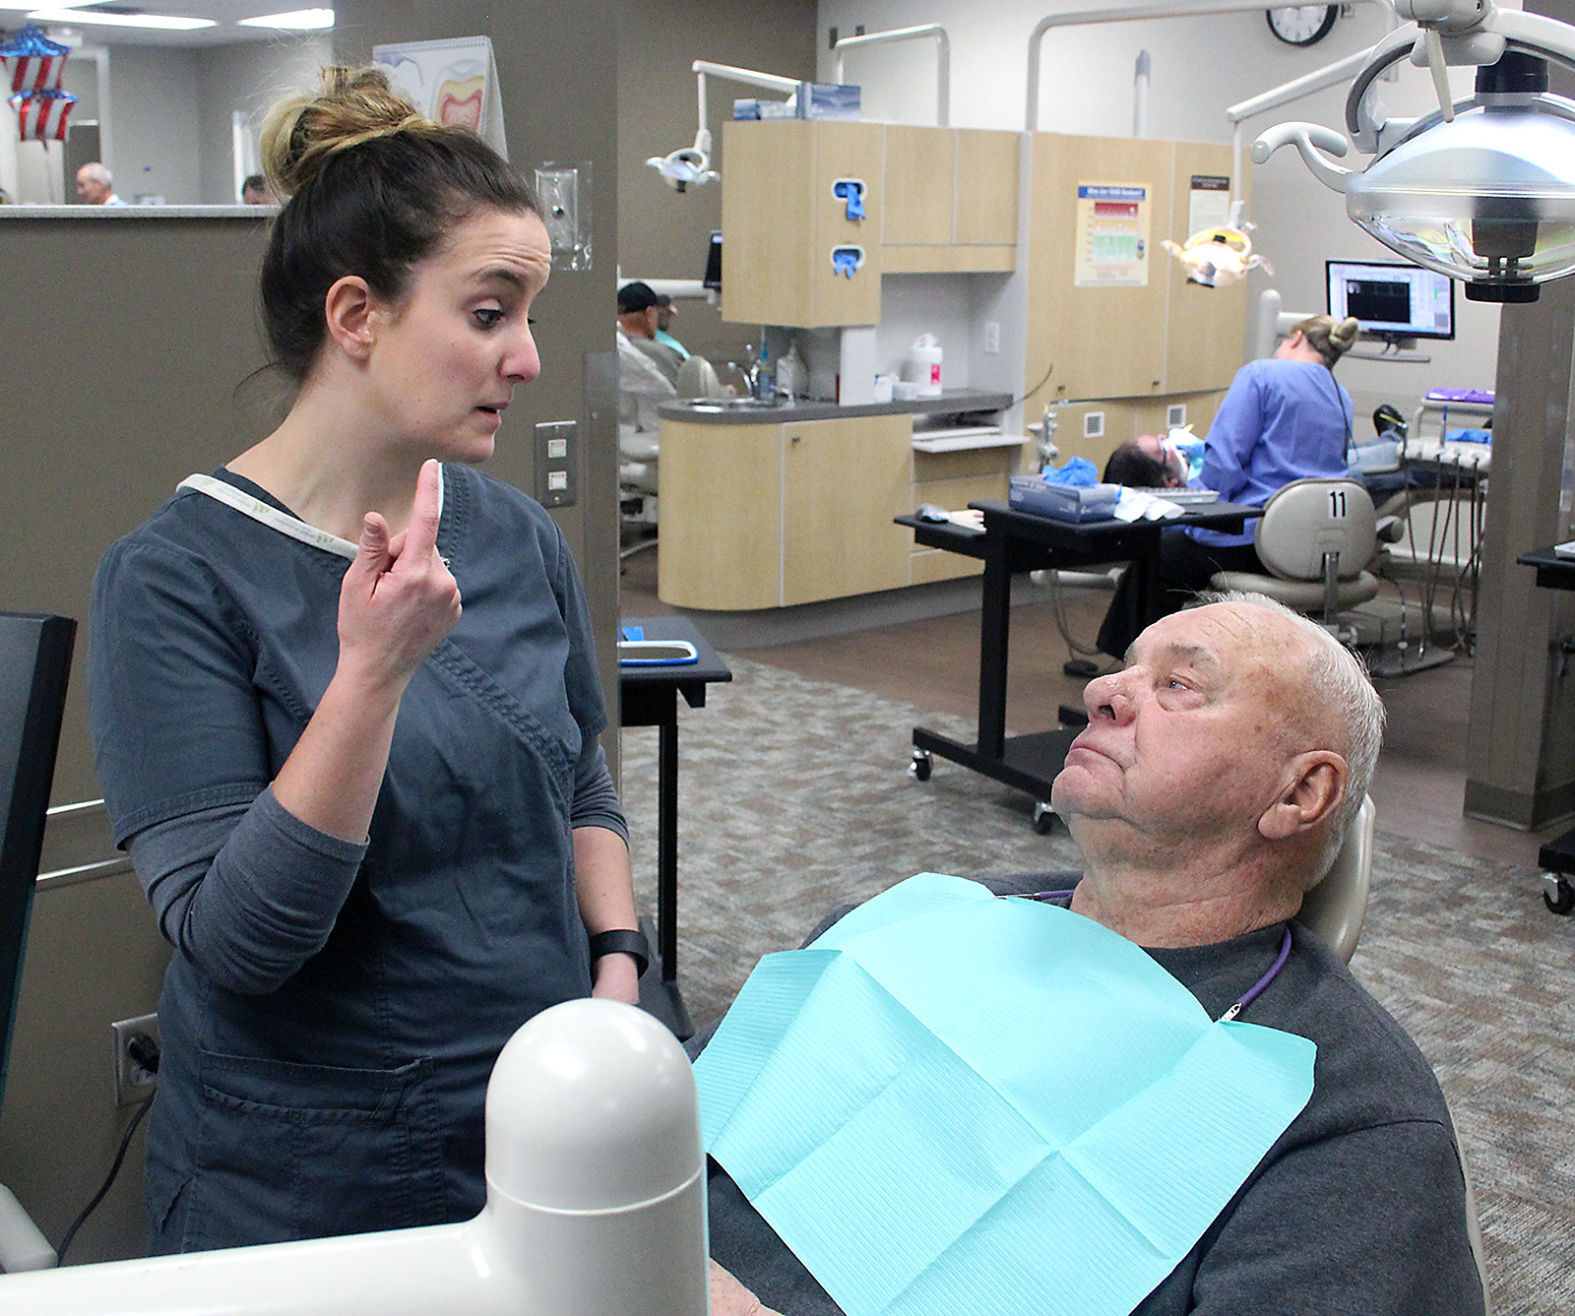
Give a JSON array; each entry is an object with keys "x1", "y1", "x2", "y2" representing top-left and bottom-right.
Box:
[
  {"x1": 88, "y1": 66, "x2": 643, "y2": 1253},
  {"x1": 1096, "y1": 313, "x2": 1359, "y2": 659}
]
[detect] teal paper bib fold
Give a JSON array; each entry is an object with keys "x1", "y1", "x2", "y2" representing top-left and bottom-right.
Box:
[{"x1": 694, "y1": 873, "x2": 1315, "y2": 1316}]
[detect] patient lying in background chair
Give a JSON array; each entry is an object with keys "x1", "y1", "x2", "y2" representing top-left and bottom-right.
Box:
[{"x1": 1103, "y1": 438, "x2": 1186, "y2": 488}]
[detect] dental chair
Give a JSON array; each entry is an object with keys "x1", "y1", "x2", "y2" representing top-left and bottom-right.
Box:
[
  {"x1": 0, "y1": 613, "x2": 76, "y2": 1274},
  {"x1": 980, "y1": 793, "x2": 1490, "y2": 1312},
  {"x1": 1207, "y1": 478, "x2": 1388, "y2": 641},
  {"x1": 674, "y1": 354, "x2": 724, "y2": 400},
  {"x1": 617, "y1": 338, "x2": 676, "y2": 564},
  {"x1": 1301, "y1": 794, "x2": 1492, "y2": 1314},
  {"x1": 1296, "y1": 793, "x2": 1374, "y2": 963}
]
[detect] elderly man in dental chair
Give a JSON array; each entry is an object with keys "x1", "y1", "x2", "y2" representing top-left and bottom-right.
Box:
[{"x1": 709, "y1": 592, "x2": 1483, "y2": 1316}]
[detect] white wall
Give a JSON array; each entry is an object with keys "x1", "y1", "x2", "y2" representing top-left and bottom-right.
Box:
[
  {"x1": 196, "y1": 36, "x2": 333, "y2": 203},
  {"x1": 0, "y1": 35, "x2": 332, "y2": 207},
  {"x1": 816, "y1": 0, "x2": 1508, "y2": 434},
  {"x1": 107, "y1": 44, "x2": 202, "y2": 202}
]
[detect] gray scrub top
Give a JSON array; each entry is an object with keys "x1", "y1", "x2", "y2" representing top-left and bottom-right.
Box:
[{"x1": 89, "y1": 463, "x2": 621, "y2": 1250}]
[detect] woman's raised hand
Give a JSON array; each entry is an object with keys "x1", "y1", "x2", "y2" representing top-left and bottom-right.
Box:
[{"x1": 336, "y1": 459, "x2": 462, "y2": 692}]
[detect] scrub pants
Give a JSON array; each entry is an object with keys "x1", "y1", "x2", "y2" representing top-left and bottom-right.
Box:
[{"x1": 1096, "y1": 528, "x2": 1263, "y2": 659}]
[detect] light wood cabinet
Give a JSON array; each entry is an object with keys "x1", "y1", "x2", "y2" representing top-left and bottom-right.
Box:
[
  {"x1": 953, "y1": 129, "x2": 1020, "y2": 248},
  {"x1": 882, "y1": 126, "x2": 1018, "y2": 274},
  {"x1": 1132, "y1": 391, "x2": 1228, "y2": 448},
  {"x1": 719, "y1": 122, "x2": 1019, "y2": 328},
  {"x1": 908, "y1": 442, "x2": 1029, "y2": 583},
  {"x1": 657, "y1": 413, "x2": 1023, "y2": 609},
  {"x1": 1022, "y1": 134, "x2": 1243, "y2": 412},
  {"x1": 658, "y1": 413, "x2": 909, "y2": 609},
  {"x1": 656, "y1": 419, "x2": 783, "y2": 610},
  {"x1": 721, "y1": 119, "x2": 885, "y2": 328},
  {"x1": 782, "y1": 414, "x2": 912, "y2": 605},
  {"x1": 1164, "y1": 142, "x2": 1252, "y2": 397},
  {"x1": 1034, "y1": 392, "x2": 1228, "y2": 472},
  {"x1": 1041, "y1": 399, "x2": 1145, "y2": 470},
  {"x1": 882, "y1": 126, "x2": 953, "y2": 247}
]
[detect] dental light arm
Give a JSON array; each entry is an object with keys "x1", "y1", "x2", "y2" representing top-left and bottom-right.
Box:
[
  {"x1": 833, "y1": 24, "x2": 950, "y2": 127},
  {"x1": 0, "y1": 1001, "x2": 708, "y2": 1316},
  {"x1": 1250, "y1": 121, "x2": 1352, "y2": 189},
  {"x1": 646, "y1": 60, "x2": 799, "y2": 191},
  {"x1": 1025, "y1": 0, "x2": 1398, "y2": 132}
]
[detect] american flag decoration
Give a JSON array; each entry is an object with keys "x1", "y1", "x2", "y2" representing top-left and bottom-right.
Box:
[
  {"x1": 0, "y1": 24, "x2": 69, "y2": 95},
  {"x1": 1, "y1": 25, "x2": 74, "y2": 142},
  {"x1": 10, "y1": 88, "x2": 76, "y2": 142}
]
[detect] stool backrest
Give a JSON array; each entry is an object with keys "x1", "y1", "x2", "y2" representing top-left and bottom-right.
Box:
[{"x1": 1255, "y1": 479, "x2": 1378, "y2": 583}]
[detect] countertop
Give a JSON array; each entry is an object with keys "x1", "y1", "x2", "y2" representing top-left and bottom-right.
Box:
[{"x1": 657, "y1": 388, "x2": 1013, "y2": 426}]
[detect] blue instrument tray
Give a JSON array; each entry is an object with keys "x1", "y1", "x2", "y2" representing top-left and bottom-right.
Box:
[{"x1": 1009, "y1": 476, "x2": 1120, "y2": 522}]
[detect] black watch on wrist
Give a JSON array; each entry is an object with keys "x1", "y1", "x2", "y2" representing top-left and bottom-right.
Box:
[{"x1": 588, "y1": 928, "x2": 650, "y2": 978}]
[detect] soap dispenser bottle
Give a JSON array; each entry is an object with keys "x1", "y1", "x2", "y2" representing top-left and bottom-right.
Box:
[
  {"x1": 754, "y1": 337, "x2": 775, "y2": 401},
  {"x1": 778, "y1": 343, "x2": 806, "y2": 400}
]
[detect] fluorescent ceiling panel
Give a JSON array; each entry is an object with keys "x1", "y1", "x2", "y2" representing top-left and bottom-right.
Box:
[
  {"x1": 23, "y1": 7, "x2": 216, "y2": 29},
  {"x1": 238, "y1": 8, "x2": 333, "y2": 29}
]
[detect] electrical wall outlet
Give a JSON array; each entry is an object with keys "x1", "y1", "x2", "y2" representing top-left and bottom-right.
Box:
[
  {"x1": 111, "y1": 1013, "x2": 160, "y2": 1106},
  {"x1": 982, "y1": 321, "x2": 1001, "y2": 355}
]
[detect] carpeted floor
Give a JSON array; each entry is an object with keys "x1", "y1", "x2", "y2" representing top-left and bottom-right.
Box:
[{"x1": 621, "y1": 653, "x2": 1575, "y2": 1316}]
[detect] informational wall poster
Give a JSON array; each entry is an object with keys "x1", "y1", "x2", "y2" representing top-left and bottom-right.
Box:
[
  {"x1": 373, "y1": 36, "x2": 507, "y2": 158},
  {"x1": 1074, "y1": 183, "x2": 1149, "y2": 287},
  {"x1": 1187, "y1": 174, "x2": 1232, "y2": 238}
]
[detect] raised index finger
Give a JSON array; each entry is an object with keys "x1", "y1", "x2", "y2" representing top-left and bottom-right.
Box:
[{"x1": 403, "y1": 459, "x2": 444, "y2": 560}]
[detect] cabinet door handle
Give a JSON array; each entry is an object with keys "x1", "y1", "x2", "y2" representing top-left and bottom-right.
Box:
[{"x1": 790, "y1": 433, "x2": 801, "y2": 444}]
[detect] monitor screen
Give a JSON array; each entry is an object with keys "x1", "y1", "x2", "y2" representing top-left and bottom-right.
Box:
[
  {"x1": 702, "y1": 230, "x2": 722, "y2": 291},
  {"x1": 1326, "y1": 259, "x2": 1455, "y2": 341}
]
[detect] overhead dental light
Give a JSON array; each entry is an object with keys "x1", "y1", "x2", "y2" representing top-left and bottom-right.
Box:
[
  {"x1": 647, "y1": 134, "x2": 719, "y2": 193},
  {"x1": 645, "y1": 60, "x2": 798, "y2": 192},
  {"x1": 1255, "y1": 0, "x2": 1575, "y2": 302}
]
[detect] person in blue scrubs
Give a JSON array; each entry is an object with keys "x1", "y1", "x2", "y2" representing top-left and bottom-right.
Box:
[
  {"x1": 1096, "y1": 314, "x2": 1359, "y2": 659},
  {"x1": 88, "y1": 66, "x2": 644, "y2": 1253}
]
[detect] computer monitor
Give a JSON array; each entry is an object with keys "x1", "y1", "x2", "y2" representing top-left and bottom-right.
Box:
[
  {"x1": 1326, "y1": 259, "x2": 1455, "y2": 343},
  {"x1": 702, "y1": 230, "x2": 722, "y2": 292}
]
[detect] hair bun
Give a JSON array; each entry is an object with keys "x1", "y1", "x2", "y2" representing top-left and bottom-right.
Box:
[
  {"x1": 259, "y1": 65, "x2": 428, "y2": 199},
  {"x1": 1330, "y1": 316, "x2": 1361, "y2": 354}
]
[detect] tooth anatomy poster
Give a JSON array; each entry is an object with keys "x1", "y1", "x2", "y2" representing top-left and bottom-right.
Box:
[{"x1": 373, "y1": 36, "x2": 507, "y2": 159}]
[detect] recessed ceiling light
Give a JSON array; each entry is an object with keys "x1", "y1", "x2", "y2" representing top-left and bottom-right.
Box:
[
  {"x1": 238, "y1": 8, "x2": 334, "y2": 30},
  {"x1": 23, "y1": 7, "x2": 217, "y2": 29}
]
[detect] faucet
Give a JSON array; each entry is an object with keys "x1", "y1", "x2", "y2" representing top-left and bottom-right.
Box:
[{"x1": 725, "y1": 344, "x2": 759, "y2": 398}]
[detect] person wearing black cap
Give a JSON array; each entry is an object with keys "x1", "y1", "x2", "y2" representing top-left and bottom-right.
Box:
[
  {"x1": 618, "y1": 280, "x2": 684, "y2": 385},
  {"x1": 654, "y1": 294, "x2": 690, "y2": 361}
]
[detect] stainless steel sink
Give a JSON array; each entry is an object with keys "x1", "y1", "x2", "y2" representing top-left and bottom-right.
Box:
[{"x1": 683, "y1": 396, "x2": 789, "y2": 412}]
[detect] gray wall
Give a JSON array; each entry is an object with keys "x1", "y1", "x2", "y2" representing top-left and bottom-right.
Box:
[
  {"x1": 106, "y1": 45, "x2": 202, "y2": 203},
  {"x1": 0, "y1": 213, "x2": 277, "y2": 1261},
  {"x1": 615, "y1": 0, "x2": 818, "y2": 367},
  {"x1": 0, "y1": 0, "x2": 623, "y2": 1263},
  {"x1": 195, "y1": 36, "x2": 335, "y2": 203},
  {"x1": 333, "y1": 0, "x2": 624, "y2": 717}
]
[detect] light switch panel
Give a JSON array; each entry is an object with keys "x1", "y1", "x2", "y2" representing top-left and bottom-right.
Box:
[{"x1": 534, "y1": 420, "x2": 576, "y2": 507}]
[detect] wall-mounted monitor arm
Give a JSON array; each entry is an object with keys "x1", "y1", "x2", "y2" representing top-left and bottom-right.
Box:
[{"x1": 833, "y1": 24, "x2": 950, "y2": 127}]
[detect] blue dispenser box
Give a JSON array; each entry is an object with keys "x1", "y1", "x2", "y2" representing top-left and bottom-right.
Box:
[{"x1": 1009, "y1": 476, "x2": 1120, "y2": 522}]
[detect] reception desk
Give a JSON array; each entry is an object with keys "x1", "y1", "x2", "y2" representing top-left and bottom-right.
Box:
[{"x1": 655, "y1": 390, "x2": 1022, "y2": 611}]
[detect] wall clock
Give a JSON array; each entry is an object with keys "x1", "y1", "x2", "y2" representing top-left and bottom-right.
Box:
[{"x1": 1266, "y1": 5, "x2": 1340, "y2": 46}]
